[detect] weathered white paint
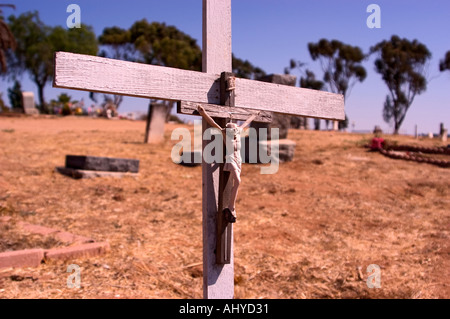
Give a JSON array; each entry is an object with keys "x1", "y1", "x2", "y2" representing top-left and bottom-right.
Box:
[
  {"x1": 178, "y1": 101, "x2": 272, "y2": 123},
  {"x1": 235, "y1": 77, "x2": 344, "y2": 120},
  {"x1": 202, "y1": 0, "x2": 234, "y2": 300},
  {"x1": 54, "y1": 52, "x2": 344, "y2": 120},
  {"x1": 54, "y1": 52, "x2": 220, "y2": 104},
  {"x1": 202, "y1": 0, "x2": 232, "y2": 74}
]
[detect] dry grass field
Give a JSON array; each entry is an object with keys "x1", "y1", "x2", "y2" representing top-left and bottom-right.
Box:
[{"x1": 0, "y1": 115, "x2": 448, "y2": 299}]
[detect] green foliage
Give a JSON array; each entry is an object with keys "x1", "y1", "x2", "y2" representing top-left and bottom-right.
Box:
[
  {"x1": 50, "y1": 25, "x2": 98, "y2": 55},
  {"x1": 290, "y1": 40, "x2": 365, "y2": 132},
  {"x1": 371, "y1": 35, "x2": 431, "y2": 134},
  {"x1": 338, "y1": 114, "x2": 349, "y2": 130},
  {"x1": 5, "y1": 11, "x2": 98, "y2": 112},
  {"x1": 232, "y1": 54, "x2": 266, "y2": 79},
  {"x1": 7, "y1": 79, "x2": 21, "y2": 109},
  {"x1": 98, "y1": 26, "x2": 136, "y2": 62},
  {"x1": 299, "y1": 69, "x2": 324, "y2": 91},
  {"x1": 99, "y1": 20, "x2": 265, "y2": 78},
  {"x1": 97, "y1": 20, "x2": 265, "y2": 111},
  {"x1": 0, "y1": 4, "x2": 16, "y2": 73},
  {"x1": 126, "y1": 20, "x2": 202, "y2": 71},
  {"x1": 308, "y1": 39, "x2": 366, "y2": 99},
  {"x1": 440, "y1": 51, "x2": 450, "y2": 72},
  {"x1": 53, "y1": 93, "x2": 84, "y2": 116},
  {"x1": 56, "y1": 93, "x2": 71, "y2": 104},
  {"x1": 285, "y1": 63, "x2": 325, "y2": 130},
  {"x1": 0, "y1": 92, "x2": 7, "y2": 112}
]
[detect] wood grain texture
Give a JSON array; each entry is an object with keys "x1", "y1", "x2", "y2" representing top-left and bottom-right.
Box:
[
  {"x1": 178, "y1": 101, "x2": 272, "y2": 123},
  {"x1": 53, "y1": 51, "x2": 221, "y2": 104},
  {"x1": 234, "y1": 78, "x2": 345, "y2": 120},
  {"x1": 202, "y1": 0, "x2": 232, "y2": 74},
  {"x1": 54, "y1": 52, "x2": 344, "y2": 120},
  {"x1": 202, "y1": 0, "x2": 234, "y2": 300},
  {"x1": 65, "y1": 155, "x2": 139, "y2": 173}
]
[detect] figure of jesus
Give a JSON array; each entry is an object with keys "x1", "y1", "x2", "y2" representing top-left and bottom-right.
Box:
[{"x1": 197, "y1": 105, "x2": 258, "y2": 223}]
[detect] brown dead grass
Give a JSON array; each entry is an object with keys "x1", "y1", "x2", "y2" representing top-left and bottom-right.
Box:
[
  {"x1": 0, "y1": 222, "x2": 63, "y2": 252},
  {"x1": 0, "y1": 115, "x2": 449, "y2": 299}
]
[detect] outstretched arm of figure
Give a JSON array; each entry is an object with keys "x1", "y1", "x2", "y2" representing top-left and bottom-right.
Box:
[
  {"x1": 239, "y1": 111, "x2": 260, "y2": 129},
  {"x1": 197, "y1": 105, "x2": 222, "y2": 130}
]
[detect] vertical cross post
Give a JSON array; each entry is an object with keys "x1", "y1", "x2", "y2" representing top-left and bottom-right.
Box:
[
  {"x1": 53, "y1": 0, "x2": 345, "y2": 300},
  {"x1": 202, "y1": 0, "x2": 234, "y2": 299},
  {"x1": 216, "y1": 72, "x2": 235, "y2": 265}
]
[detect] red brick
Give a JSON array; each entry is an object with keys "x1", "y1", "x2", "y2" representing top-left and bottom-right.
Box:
[
  {"x1": 44, "y1": 242, "x2": 110, "y2": 261},
  {"x1": 19, "y1": 223, "x2": 57, "y2": 236},
  {"x1": 0, "y1": 249, "x2": 44, "y2": 269}
]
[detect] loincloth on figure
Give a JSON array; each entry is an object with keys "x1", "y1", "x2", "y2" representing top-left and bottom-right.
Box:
[
  {"x1": 224, "y1": 127, "x2": 242, "y2": 175},
  {"x1": 224, "y1": 153, "x2": 242, "y2": 175}
]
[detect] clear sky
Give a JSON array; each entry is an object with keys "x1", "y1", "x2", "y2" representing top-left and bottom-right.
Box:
[{"x1": 1, "y1": 0, "x2": 449, "y2": 134}]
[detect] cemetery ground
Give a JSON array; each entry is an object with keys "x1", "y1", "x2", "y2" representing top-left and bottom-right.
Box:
[{"x1": 0, "y1": 115, "x2": 448, "y2": 299}]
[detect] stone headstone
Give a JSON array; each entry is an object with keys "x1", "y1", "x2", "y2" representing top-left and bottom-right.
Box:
[
  {"x1": 22, "y1": 92, "x2": 39, "y2": 115},
  {"x1": 301, "y1": 117, "x2": 310, "y2": 130},
  {"x1": 258, "y1": 74, "x2": 297, "y2": 87},
  {"x1": 56, "y1": 155, "x2": 139, "y2": 179},
  {"x1": 333, "y1": 120, "x2": 339, "y2": 131},
  {"x1": 65, "y1": 155, "x2": 139, "y2": 173},
  {"x1": 442, "y1": 129, "x2": 448, "y2": 143},
  {"x1": 145, "y1": 103, "x2": 167, "y2": 143}
]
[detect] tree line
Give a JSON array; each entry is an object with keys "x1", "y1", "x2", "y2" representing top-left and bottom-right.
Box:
[
  {"x1": 287, "y1": 38, "x2": 449, "y2": 134},
  {"x1": 1, "y1": 9, "x2": 450, "y2": 134},
  {"x1": 0, "y1": 10, "x2": 265, "y2": 114}
]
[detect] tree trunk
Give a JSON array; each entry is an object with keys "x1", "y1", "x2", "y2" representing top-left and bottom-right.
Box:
[
  {"x1": 314, "y1": 118, "x2": 321, "y2": 130},
  {"x1": 393, "y1": 121, "x2": 400, "y2": 135},
  {"x1": 37, "y1": 83, "x2": 45, "y2": 113}
]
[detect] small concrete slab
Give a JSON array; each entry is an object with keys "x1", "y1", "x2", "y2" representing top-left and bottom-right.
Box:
[
  {"x1": 65, "y1": 155, "x2": 139, "y2": 173},
  {"x1": 56, "y1": 167, "x2": 139, "y2": 179}
]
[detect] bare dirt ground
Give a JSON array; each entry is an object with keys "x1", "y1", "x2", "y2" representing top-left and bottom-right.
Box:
[{"x1": 0, "y1": 115, "x2": 448, "y2": 299}]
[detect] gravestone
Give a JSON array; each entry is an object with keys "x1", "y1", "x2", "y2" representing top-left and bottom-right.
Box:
[
  {"x1": 291, "y1": 117, "x2": 309, "y2": 130},
  {"x1": 56, "y1": 155, "x2": 139, "y2": 179},
  {"x1": 442, "y1": 129, "x2": 448, "y2": 143},
  {"x1": 21, "y1": 92, "x2": 39, "y2": 115},
  {"x1": 145, "y1": 103, "x2": 167, "y2": 143},
  {"x1": 333, "y1": 120, "x2": 339, "y2": 131}
]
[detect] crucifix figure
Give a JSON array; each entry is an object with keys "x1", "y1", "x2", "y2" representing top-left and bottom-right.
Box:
[
  {"x1": 197, "y1": 105, "x2": 259, "y2": 223},
  {"x1": 54, "y1": 0, "x2": 344, "y2": 299}
]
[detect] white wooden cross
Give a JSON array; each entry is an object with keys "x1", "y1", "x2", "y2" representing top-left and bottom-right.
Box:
[{"x1": 53, "y1": 0, "x2": 344, "y2": 299}]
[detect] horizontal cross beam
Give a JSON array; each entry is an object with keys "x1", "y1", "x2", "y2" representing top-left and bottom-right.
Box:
[
  {"x1": 54, "y1": 52, "x2": 345, "y2": 120},
  {"x1": 177, "y1": 101, "x2": 272, "y2": 122}
]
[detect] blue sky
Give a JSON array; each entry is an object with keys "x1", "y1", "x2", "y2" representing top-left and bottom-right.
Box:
[{"x1": 1, "y1": 0, "x2": 449, "y2": 134}]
